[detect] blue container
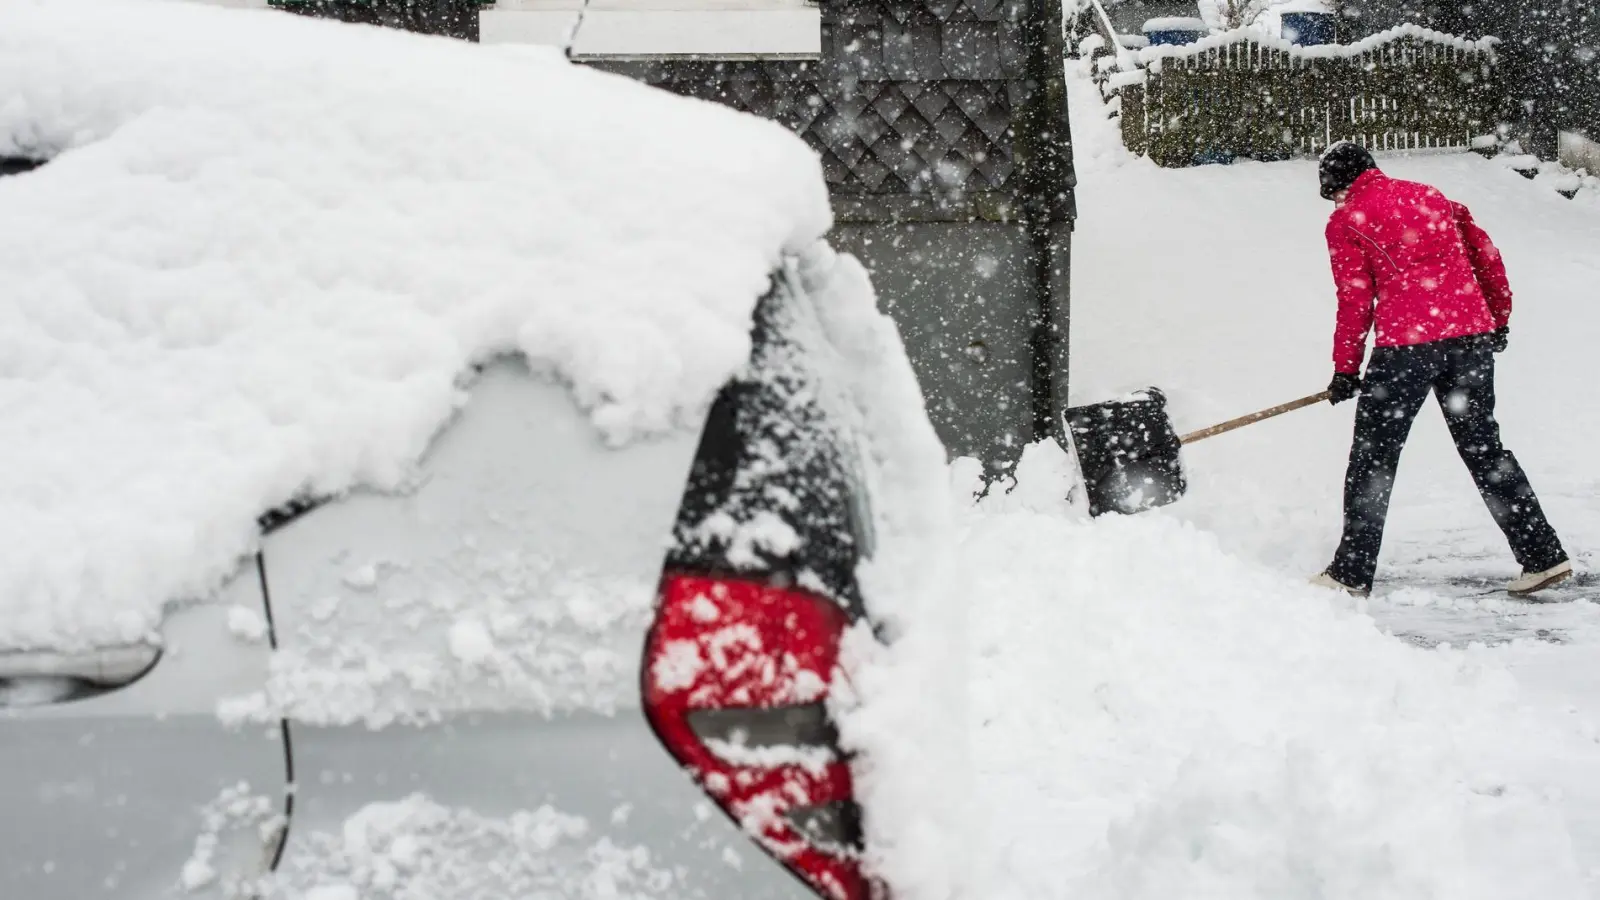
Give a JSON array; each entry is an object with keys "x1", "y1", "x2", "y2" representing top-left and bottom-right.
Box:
[
  {"x1": 1281, "y1": 11, "x2": 1336, "y2": 45},
  {"x1": 1142, "y1": 17, "x2": 1207, "y2": 46},
  {"x1": 1146, "y1": 28, "x2": 1205, "y2": 45}
]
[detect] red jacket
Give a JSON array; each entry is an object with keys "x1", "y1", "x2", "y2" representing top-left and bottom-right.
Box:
[{"x1": 1325, "y1": 170, "x2": 1511, "y2": 373}]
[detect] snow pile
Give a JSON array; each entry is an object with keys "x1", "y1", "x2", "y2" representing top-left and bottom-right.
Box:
[
  {"x1": 1064, "y1": 61, "x2": 1139, "y2": 171},
  {"x1": 1140, "y1": 16, "x2": 1208, "y2": 33},
  {"x1": 1488, "y1": 142, "x2": 1600, "y2": 203},
  {"x1": 0, "y1": 0, "x2": 829, "y2": 651},
  {"x1": 795, "y1": 245, "x2": 973, "y2": 900},
  {"x1": 1498, "y1": 153, "x2": 1544, "y2": 173},
  {"x1": 998, "y1": 57, "x2": 1600, "y2": 897},
  {"x1": 1070, "y1": 0, "x2": 1140, "y2": 71},
  {"x1": 959, "y1": 492, "x2": 1594, "y2": 899}
]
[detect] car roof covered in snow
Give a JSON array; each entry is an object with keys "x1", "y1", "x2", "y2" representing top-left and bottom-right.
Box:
[{"x1": 0, "y1": 0, "x2": 831, "y2": 652}]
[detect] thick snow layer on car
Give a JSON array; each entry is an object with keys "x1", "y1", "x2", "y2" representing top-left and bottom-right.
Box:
[
  {"x1": 0, "y1": 0, "x2": 829, "y2": 651},
  {"x1": 794, "y1": 245, "x2": 974, "y2": 899}
]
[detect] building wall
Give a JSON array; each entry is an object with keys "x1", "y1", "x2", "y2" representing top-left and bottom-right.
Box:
[{"x1": 589, "y1": 0, "x2": 1079, "y2": 472}]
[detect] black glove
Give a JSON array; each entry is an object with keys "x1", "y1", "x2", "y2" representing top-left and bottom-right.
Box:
[
  {"x1": 1488, "y1": 325, "x2": 1509, "y2": 353},
  {"x1": 1328, "y1": 372, "x2": 1361, "y2": 405}
]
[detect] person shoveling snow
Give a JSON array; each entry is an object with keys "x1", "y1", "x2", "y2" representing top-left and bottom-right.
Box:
[{"x1": 1308, "y1": 142, "x2": 1572, "y2": 599}]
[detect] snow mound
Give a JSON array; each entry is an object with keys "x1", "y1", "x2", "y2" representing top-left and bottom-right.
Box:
[
  {"x1": 794, "y1": 245, "x2": 969, "y2": 900},
  {"x1": 0, "y1": 0, "x2": 830, "y2": 651},
  {"x1": 960, "y1": 484, "x2": 1593, "y2": 899},
  {"x1": 1140, "y1": 16, "x2": 1208, "y2": 33}
]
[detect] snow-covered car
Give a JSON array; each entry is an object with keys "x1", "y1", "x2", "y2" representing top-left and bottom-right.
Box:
[{"x1": 0, "y1": 3, "x2": 947, "y2": 898}]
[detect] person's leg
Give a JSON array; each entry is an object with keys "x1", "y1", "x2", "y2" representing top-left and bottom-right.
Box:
[
  {"x1": 1328, "y1": 345, "x2": 1438, "y2": 591},
  {"x1": 1435, "y1": 338, "x2": 1568, "y2": 573}
]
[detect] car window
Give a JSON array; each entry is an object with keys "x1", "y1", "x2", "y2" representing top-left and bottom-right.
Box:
[{"x1": 666, "y1": 268, "x2": 874, "y2": 617}]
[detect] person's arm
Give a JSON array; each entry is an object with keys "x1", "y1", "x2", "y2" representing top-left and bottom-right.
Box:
[
  {"x1": 1327, "y1": 217, "x2": 1375, "y2": 374},
  {"x1": 1453, "y1": 201, "x2": 1512, "y2": 327}
]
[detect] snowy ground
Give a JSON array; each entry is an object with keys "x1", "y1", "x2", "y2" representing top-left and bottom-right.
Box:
[{"x1": 939, "y1": 64, "x2": 1600, "y2": 898}]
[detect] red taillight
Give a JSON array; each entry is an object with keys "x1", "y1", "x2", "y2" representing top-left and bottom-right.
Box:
[{"x1": 642, "y1": 573, "x2": 882, "y2": 900}]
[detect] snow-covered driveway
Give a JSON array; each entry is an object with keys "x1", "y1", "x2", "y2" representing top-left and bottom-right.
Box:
[{"x1": 945, "y1": 68, "x2": 1600, "y2": 899}]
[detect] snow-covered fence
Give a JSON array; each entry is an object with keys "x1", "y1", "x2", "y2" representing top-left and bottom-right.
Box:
[
  {"x1": 1067, "y1": 0, "x2": 1135, "y2": 91},
  {"x1": 1116, "y1": 25, "x2": 1499, "y2": 167}
]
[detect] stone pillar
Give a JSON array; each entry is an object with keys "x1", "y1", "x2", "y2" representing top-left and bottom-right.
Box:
[{"x1": 594, "y1": 0, "x2": 1076, "y2": 476}]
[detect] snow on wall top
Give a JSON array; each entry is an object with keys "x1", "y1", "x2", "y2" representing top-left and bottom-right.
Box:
[
  {"x1": 1272, "y1": 0, "x2": 1335, "y2": 14},
  {"x1": 1134, "y1": 21, "x2": 1498, "y2": 66},
  {"x1": 0, "y1": 0, "x2": 831, "y2": 652},
  {"x1": 1141, "y1": 17, "x2": 1208, "y2": 33}
]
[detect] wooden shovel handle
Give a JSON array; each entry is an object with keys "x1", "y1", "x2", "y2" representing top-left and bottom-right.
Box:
[{"x1": 1178, "y1": 390, "x2": 1332, "y2": 445}]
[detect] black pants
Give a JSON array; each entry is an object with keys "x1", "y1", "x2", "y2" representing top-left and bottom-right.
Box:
[{"x1": 1329, "y1": 335, "x2": 1566, "y2": 591}]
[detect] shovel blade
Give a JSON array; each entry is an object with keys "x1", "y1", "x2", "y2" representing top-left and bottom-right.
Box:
[{"x1": 1066, "y1": 387, "x2": 1186, "y2": 516}]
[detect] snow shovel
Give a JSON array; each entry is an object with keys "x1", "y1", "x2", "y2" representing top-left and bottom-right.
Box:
[{"x1": 1066, "y1": 388, "x2": 1331, "y2": 516}]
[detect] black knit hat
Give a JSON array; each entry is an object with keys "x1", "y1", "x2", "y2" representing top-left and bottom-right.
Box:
[{"x1": 1319, "y1": 141, "x2": 1377, "y2": 200}]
